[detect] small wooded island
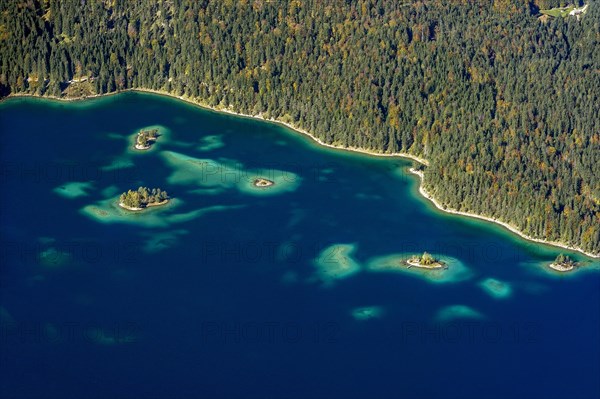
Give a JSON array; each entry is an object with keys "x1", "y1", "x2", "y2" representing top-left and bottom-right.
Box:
[
  {"x1": 134, "y1": 128, "x2": 159, "y2": 150},
  {"x1": 548, "y1": 253, "x2": 578, "y2": 272},
  {"x1": 405, "y1": 252, "x2": 446, "y2": 269},
  {"x1": 119, "y1": 187, "x2": 169, "y2": 211},
  {"x1": 253, "y1": 178, "x2": 275, "y2": 187}
]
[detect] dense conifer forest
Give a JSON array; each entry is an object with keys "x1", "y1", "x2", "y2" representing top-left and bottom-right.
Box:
[{"x1": 1, "y1": 0, "x2": 598, "y2": 254}]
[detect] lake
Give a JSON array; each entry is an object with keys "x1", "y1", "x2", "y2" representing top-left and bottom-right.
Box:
[{"x1": 1, "y1": 92, "x2": 598, "y2": 399}]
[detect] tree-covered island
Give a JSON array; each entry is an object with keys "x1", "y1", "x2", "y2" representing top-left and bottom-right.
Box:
[
  {"x1": 134, "y1": 128, "x2": 159, "y2": 150},
  {"x1": 406, "y1": 252, "x2": 446, "y2": 269},
  {"x1": 119, "y1": 187, "x2": 169, "y2": 211},
  {"x1": 549, "y1": 254, "x2": 578, "y2": 272}
]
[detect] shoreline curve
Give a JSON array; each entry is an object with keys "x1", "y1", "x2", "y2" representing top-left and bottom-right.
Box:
[
  {"x1": 409, "y1": 168, "x2": 599, "y2": 259},
  {"x1": 3, "y1": 89, "x2": 598, "y2": 259}
]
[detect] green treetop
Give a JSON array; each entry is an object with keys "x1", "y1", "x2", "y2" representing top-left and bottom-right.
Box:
[
  {"x1": 420, "y1": 252, "x2": 435, "y2": 265},
  {"x1": 554, "y1": 253, "x2": 574, "y2": 265}
]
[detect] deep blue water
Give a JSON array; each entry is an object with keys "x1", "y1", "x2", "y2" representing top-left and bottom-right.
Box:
[{"x1": 0, "y1": 92, "x2": 598, "y2": 399}]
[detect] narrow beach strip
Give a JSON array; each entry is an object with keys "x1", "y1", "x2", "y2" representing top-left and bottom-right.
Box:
[
  {"x1": 5, "y1": 89, "x2": 597, "y2": 259},
  {"x1": 408, "y1": 168, "x2": 599, "y2": 259}
]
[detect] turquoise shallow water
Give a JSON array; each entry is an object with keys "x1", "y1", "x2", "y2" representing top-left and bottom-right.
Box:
[{"x1": 0, "y1": 92, "x2": 599, "y2": 399}]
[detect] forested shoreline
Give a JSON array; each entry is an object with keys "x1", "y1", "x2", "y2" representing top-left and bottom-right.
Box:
[{"x1": 1, "y1": 0, "x2": 598, "y2": 254}]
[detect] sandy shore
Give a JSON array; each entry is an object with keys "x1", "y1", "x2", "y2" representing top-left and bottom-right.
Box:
[
  {"x1": 409, "y1": 168, "x2": 599, "y2": 259},
  {"x1": 119, "y1": 199, "x2": 169, "y2": 211},
  {"x1": 145, "y1": 199, "x2": 169, "y2": 208},
  {"x1": 118, "y1": 202, "x2": 143, "y2": 211},
  {"x1": 4, "y1": 89, "x2": 597, "y2": 258},
  {"x1": 134, "y1": 144, "x2": 151, "y2": 150},
  {"x1": 406, "y1": 259, "x2": 445, "y2": 269},
  {"x1": 548, "y1": 262, "x2": 575, "y2": 272}
]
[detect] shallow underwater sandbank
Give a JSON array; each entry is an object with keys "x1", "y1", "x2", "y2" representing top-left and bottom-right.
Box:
[
  {"x1": 478, "y1": 278, "x2": 512, "y2": 299},
  {"x1": 312, "y1": 243, "x2": 361, "y2": 284},
  {"x1": 435, "y1": 305, "x2": 485, "y2": 322},
  {"x1": 161, "y1": 150, "x2": 301, "y2": 196}
]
